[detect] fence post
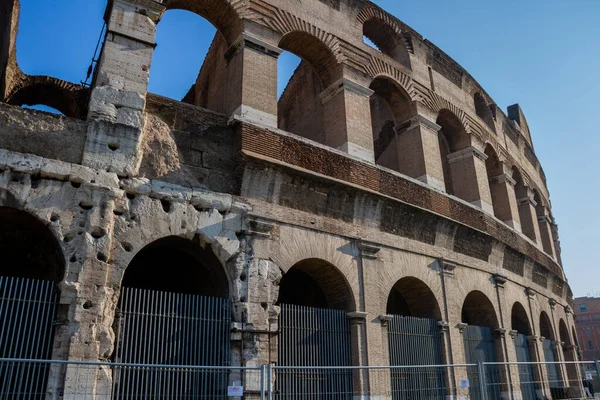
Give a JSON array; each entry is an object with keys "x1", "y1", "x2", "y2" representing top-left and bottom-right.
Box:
[
  {"x1": 260, "y1": 365, "x2": 266, "y2": 400},
  {"x1": 477, "y1": 362, "x2": 488, "y2": 400},
  {"x1": 267, "y1": 364, "x2": 273, "y2": 400}
]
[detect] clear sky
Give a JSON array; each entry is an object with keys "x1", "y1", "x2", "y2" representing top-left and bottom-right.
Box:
[{"x1": 15, "y1": 0, "x2": 599, "y2": 297}]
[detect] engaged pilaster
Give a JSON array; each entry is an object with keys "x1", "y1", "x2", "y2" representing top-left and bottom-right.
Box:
[
  {"x1": 517, "y1": 188, "x2": 542, "y2": 244},
  {"x1": 447, "y1": 145, "x2": 494, "y2": 213},
  {"x1": 320, "y1": 78, "x2": 375, "y2": 163},
  {"x1": 489, "y1": 165, "x2": 522, "y2": 231},
  {"x1": 84, "y1": 0, "x2": 165, "y2": 176},
  {"x1": 225, "y1": 33, "x2": 282, "y2": 128},
  {"x1": 394, "y1": 115, "x2": 445, "y2": 191}
]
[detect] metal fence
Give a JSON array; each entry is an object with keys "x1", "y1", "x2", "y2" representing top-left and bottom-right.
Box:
[{"x1": 3, "y1": 358, "x2": 600, "y2": 399}]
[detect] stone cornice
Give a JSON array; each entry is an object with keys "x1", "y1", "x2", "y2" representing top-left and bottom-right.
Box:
[{"x1": 394, "y1": 115, "x2": 441, "y2": 135}]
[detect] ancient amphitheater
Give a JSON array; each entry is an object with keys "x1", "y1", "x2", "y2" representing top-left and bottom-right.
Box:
[{"x1": 0, "y1": 0, "x2": 581, "y2": 399}]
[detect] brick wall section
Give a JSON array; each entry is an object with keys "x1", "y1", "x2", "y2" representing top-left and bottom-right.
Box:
[{"x1": 237, "y1": 121, "x2": 563, "y2": 280}]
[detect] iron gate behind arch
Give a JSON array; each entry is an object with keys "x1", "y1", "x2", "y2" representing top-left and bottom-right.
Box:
[
  {"x1": 387, "y1": 315, "x2": 445, "y2": 399},
  {"x1": 113, "y1": 287, "x2": 231, "y2": 399},
  {"x1": 276, "y1": 304, "x2": 353, "y2": 399},
  {"x1": 0, "y1": 276, "x2": 59, "y2": 398},
  {"x1": 463, "y1": 325, "x2": 501, "y2": 400},
  {"x1": 514, "y1": 333, "x2": 537, "y2": 400}
]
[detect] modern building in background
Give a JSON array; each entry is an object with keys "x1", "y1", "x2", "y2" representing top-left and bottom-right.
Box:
[
  {"x1": 574, "y1": 297, "x2": 600, "y2": 361},
  {"x1": 0, "y1": 0, "x2": 580, "y2": 398}
]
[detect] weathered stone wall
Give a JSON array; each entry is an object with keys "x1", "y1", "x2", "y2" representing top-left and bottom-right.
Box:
[{"x1": 0, "y1": 0, "x2": 578, "y2": 397}]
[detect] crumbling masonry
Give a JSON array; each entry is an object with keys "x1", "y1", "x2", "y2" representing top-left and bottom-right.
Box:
[{"x1": 0, "y1": 0, "x2": 579, "y2": 398}]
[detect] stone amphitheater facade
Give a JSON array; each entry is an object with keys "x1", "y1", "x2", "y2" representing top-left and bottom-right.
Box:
[{"x1": 0, "y1": 0, "x2": 580, "y2": 398}]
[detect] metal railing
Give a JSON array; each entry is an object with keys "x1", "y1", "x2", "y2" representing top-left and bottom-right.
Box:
[{"x1": 2, "y1": 358, "x2": 600, "y2": 399}]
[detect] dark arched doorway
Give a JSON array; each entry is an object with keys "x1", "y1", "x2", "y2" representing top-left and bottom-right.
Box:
[
  {"x1": 511, "y1": 302, "x2": 537, "y2": 400},
  {"x1": 461, "y1": 291, "x2": 501, "y2": 399},
  {"x1": 113, "y1": 236, "x2": 230, "y2": 398},
  {"x1": 0, "y1": 206, "x2": 65, "y2": 396},
  {"x1": 386, "y1": 277, "x2": 444, "y2": 399},
  {"x1": 277, "y1": 259, "x2": 354, "y2": 398}
]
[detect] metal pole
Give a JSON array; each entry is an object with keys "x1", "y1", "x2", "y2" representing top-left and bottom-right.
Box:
[
  {"x1": 477, "y1": 361, "x2": 488, "y2": 400},
  {"x1": 260, "y1": 365, "x2": 266, "y2": 400},
  {"x1": 267, "y1": 364, "x2": 273, "y2": 400},
  {"x1": 595, "y1": 360, "x2": 600, "y2": 387}
]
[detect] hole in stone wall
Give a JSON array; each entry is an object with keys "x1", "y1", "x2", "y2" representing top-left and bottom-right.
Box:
[
  {"x1": 97, "y1": 252, "x2": 108, "y2": 262},
  {"x1": 50, "y1": 213, "x2": 59, "y2": 222},
  {"x1": 126, "y1": 192, "x2": 135, "y2": 200},
  {"x1": 121, "y1": 242, "x2": 133, "y2": 252},
  {"x1": 161, "y1": 199, "x2": 172, "y2": 213},
  {"x1": 30, "y1": 174, "x2": 42, "y2": 189},
  {"x1": 70, "y1": 254, "x2": 77, "y2": 263},
  {"x1": 91, "y1": 227, "x2": 106, "y2": 239},
  {"x1": 70, "y1": 181, "x2": 81, "y2": 188},
  {"x1": 82, "y1": 301, "x2": 93, "y2": 310},
  {"x1": 108, "y1": 142, "x2": 120, "y2": 151}
]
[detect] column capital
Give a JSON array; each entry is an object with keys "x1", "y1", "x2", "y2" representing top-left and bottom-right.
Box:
[
  {"x1": 357, "y1": 240, "x2": 381, "y2": 260},
  {"x1": 394, "y1": 115, "x2": 441, "y2": 135},
  {"x1": 437, "y1": 320, "x2": 450, "y2": 331},
  {"x1": 437, "y1": 258, "x2": 458, "y2": 276},
  {"x1": 447, "y1": 146, "x2": 488, "y2": 164},
  {"x1": 490, "y1": 172, "x2": 516, "y2": 186},
  {"x1": 245, "y1": 215, "x2": 276, "y2": 237},
  {"x1": 379, "y1": 314, "x2": 393, "y2": 326},
  {"x1": 319, "y1": 78, "x2": 374, "y2": 104},
  {"x1": 526, "y1": 335, "x2": 539, "y2": 343},
  {"x1": 526, "y1": 287, "x2": 537, "y2": 300},
  {"x1": 495, "y1": 328, "x2": 507, "y2": 337},
  {"x1": 225, "y1": 33, "x2": 283, "y2": 62},
  {"x1": 509, "y1": 329, "x2": 518, "y2": 339},
  {"x1": 347, "y1": 311, "x2": 368, "y2": 321},
  {"x1": 457, "y1": 322, "x2": 468, "y2": 333},
  {"x1": 492, "y1": 273, "x2": 508, "y2": 288},
  {"x1": 564, "y1": 305, "x2": 573, "y2": 315},
  {"x1": 548, "y1": 298, "x2": 558, "y2": 309}
]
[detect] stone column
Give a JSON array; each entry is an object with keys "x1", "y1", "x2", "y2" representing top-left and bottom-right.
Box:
[
  {"x1": 320, "y1": 78, "x2": 375, "y2": 163},
  {"x1": 489, "y1": 167, "x2": 521, "y2": 231},
  {"x1": 348, "y1": 311, "x2": 369, "y2": 397},
  {"x1": 224, "y1": 33, "x2": 282, "y2": 128},
  {"x1": 394, "y1": 115, "x2": 445, "y2": 191},
  {"x1": 447, "y1": 145, "x2": 494, "y2": 214},
  {"x1": 84, "y1": 0, "x2": 165, "y2": 176},
  {"x1": 517, "y1": 188, "x2": 542, "y2": 244},
  {"x1": 536, "y1": 208, "x2": 556, "y2": 258}
]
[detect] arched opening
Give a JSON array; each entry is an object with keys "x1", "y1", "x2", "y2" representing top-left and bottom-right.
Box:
[
  {"x1": 511, "y1": 302, "x2": 538, "y2": 400},
  {"x1": 114, "y1": 236, "x2": 230, "y2": 398},
  {"x1": 276, "y1": 259, "x2": 354, "y2": 395},
  {"x1": 513, "y1": 168, "x2": 536, "y2": 239},
  {"x1": 278, "y1": 258, "x2": 354, "y2": 311},
  {"x1": 540, "y1": 312, "x2": 562, "y2": 393},
  {"x1": 436, "y1": 109, "x2": 471, "y2": 197},
  {"x1": 461, "y1": 291, "x2": 502, "y2": 399},
  {"x1": 362, "y1": 18, "x2": 411, "y2": 68},
  {"x1": 386, "y1": 277, "x2": 445, "y2": 397},
  {"x1": 149, "y1": 10, "x2": 222, "y2": 110},
  {"x1": 369, "y1": 76, "x2": 415, "y2": 173},
  {"x1": 473, "y1": 92, "x2": 496, "y2": 132},
  {"x1": 7, "y1": 79, "x2": 82, "y2": 117},
  {"x1": 0, "y1": 206, "x2": 65, "y2": 394},
  {"x1": 386, "y1": 277, "x2": 441, "y2": 319},
  {"x1": 277, "y1": 31, "x2": 340, "y2": 146},
  {"x1": 484, "y1": 144, "x2": 506, "y2": 220}
]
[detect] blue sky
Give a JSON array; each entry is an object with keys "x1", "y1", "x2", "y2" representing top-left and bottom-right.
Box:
[{"x1": 16, "y1": 0, "x2": 599, "y2": 297}]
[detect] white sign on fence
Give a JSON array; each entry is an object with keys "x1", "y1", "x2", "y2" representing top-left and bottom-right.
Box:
[
  {"x1": 459, "y1": 379, "x2": 470, "y2": 388},
  {"x1": 586, "y1": 371, "x2": 593, "y2": 380},
  {"x1": 227, "y1": 386, "x2": 244, "y2": 396}
]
